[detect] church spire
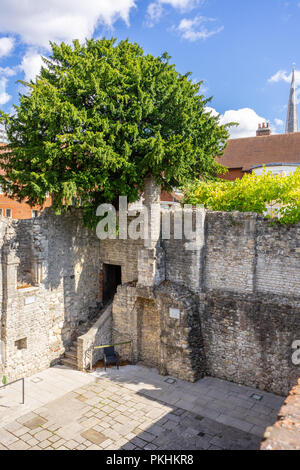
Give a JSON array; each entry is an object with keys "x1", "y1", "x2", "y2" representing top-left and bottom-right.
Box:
[{"x1": 286, "y1": 64, "x2": 298, "y2": 133}]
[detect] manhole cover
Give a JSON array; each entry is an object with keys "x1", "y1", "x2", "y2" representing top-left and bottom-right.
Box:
[
  {"x1": 30, "y1": 377, "x2": 43, "y2": 384},
  {"x1": 251, "y1": 393, "x2": 263, "y2": 401},
  {"x1": 164, "y1": 378, "x2": 177, "y2": 384}
]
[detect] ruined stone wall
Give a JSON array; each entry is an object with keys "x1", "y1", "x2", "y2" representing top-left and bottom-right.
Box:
[
  {"x1": 162, "y1": 208, "x2": 204, "y2": 292},
  {"x1": 100, "y1": 219, "x2": 144, "y2": 286},
  {"x1": 199, "y1": 291, "x2": 300, "y2": 396},
  {"x1": 261, "y1": 378, "x2": 300, "y2": 450},
  {"x1": 136, "y1": 298, "x2": 160, "y2": 366},
  {"x1": 1, "y1": 202, "x2": 300, "y2": 395},
  {"x1": 0, "y1": 209, "x2": 102, "y2": 381},
  {"x1": 155, "y1": 282, "x2": 206, "y2": 382},
  {"x1": 204, "y1": 212, "x2": 257, "y2": 293},
  {"x1": 162, "y1": 210, "x2": 300, "y2": 394}
]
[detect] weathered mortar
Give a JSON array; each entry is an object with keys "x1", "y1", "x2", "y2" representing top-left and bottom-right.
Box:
[
  {"x1": 155, "y1": 281, "x2": 206, "y2": 382},
  {"x1": 0, "y1": 200, "x2": 299, "y2": 397},
  {"x1": 0, "y1": 209, "x2": 102, "y2": 381},
  {"x1": 261, "y1": 378, "x2": 300, "y2": 450},
  {"x1": 199, "y1": 290, "x2": 300, "y2": 395}
]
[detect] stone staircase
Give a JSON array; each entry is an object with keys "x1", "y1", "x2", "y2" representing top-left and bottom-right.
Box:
[
  {"x1": 61, "y1": 340, "x2": 78, "y2": 369},
  {"x1": 60, "y1": 302, "x2": 113, "y2": 370},
  {"x1": 60, "y1": 316, "x2": 99, "y2": 369}
]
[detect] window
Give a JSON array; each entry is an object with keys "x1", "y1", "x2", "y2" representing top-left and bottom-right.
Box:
[
  {"x1": 6, "y1": 209, "x2": 12, "y2": 218},
  {"x1": 15, "y1": 338, "x2": 27, "y2": 350},
  {"x1": 5, "y1": 181, "x2": 12, "y2": 195},
  {"x1": 32, "y1": 210, "x2": 39, "y2": 218}
]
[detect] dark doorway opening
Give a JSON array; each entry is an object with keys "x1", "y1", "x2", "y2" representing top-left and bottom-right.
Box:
[{"x1": 103, "y1": 264, "x2": 122, "y2": 304}]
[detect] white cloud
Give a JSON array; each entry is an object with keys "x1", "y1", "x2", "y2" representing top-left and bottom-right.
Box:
[
  {"x1": 0, "y1": 66, "x2": 17, "y2": 77},
  {"x1": 0, "y1": 1, "x2": 136, "y2": 49},
  {"x1": 158, "y1": 0, "x2": 200, "y2": 7},
  {"x1": 205, "y1": 106, "x2": 219, "y2": 117},
  {"x1": 21, "y1": 50, "x2": 44, "y2": 82},
  {"x1": 274, "y1": 118, "x2": 284, "y2": 127},
  {"x1": 206, "y1": 107, "x2": 267, "y2": 139},
  {"x1": 176, "y1": 16, "x2": 224, "y2": 41},
  {"x1": 0, "y1": 77, "x2": 11, "y2": 105},
  {"x1": 0, "y1": 37, "x2": 14, "y2": 58},
  {"x1": 268, "y1": 69, "x2": 300, "y2": 85},
  {"x1": 146, "y1": 3, "x2": 164, "y2": 26},
  {"x1": 146, "y1": 0, "x2": 204, "y2": 26}
]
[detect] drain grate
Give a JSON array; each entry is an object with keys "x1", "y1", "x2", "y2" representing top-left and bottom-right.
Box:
[{"x1": 251, "y1": 393, "x2": 263, "y2": 401}]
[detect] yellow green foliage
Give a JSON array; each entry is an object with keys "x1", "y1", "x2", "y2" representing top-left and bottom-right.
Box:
[{"x1": 183, "y1": 168, "x2": 300, "y2": 225}]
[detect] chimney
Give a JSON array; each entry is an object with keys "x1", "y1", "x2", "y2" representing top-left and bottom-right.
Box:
[{"x1": 256, "y1": 122, "x2": 271, "y2": 137}]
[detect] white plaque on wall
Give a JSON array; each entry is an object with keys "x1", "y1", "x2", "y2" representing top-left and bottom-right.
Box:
[
  {"x1": 169, "y1": 308, "x2": 181, "y2": 319},
  {"x1": 25, "y1": 296, "x2": 36, "y2": 305}
]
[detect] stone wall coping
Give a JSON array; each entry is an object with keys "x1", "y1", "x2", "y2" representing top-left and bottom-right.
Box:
[
  {"x1": 17, "y1": 286, "x2": 40, "y2": 295},
  {"x1": 78, "y1": 303, "x2": 112, "y2": 342}
]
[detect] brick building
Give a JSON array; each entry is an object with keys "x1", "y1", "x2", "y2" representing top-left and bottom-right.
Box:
[
  {"x1": 218, "y1": 65, "x2": 300, "y2": 180},
  {"x1": 218, "y1": 129, "x2": 300, "y2": 180},
  {"x1": 0, "y1": 142, "x2": 52, "y2": 219}
]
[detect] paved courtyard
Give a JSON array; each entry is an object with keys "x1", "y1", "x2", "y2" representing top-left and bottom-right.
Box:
[{"x1": 0, "y1": 365, "x2": 284, "y2": 450}]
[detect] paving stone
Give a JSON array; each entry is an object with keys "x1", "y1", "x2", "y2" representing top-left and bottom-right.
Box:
[
  {"x1": 64, "y1": 439, "x2": 80, "y2": 449},
  {"x1": 216, "y1": 414, "x2": 253, "y2": 433},
  {"x1": 27, "y1": 437, "x2": 39, "y2": 447},
  {"x1": 38, "y1": 440, "x2": 52, "y2": 449},
  {"x1": 52, "y1": 438, "x2": 66, "y2": 449},
  {"x1": 20, "y1": 432, "x2": 33, "y2": 442},
  {"x1": 81, "y1": 428, "x2": 107, "y2": 446},
  {"x1": 4, "y1": 421, "x2": 24, "y2": 433},
  {"x1": 137, "y1": 431, "x2": 156, "y2": 443},
  {"x1": 100, "y1": 439, "x2": 113, "y2": 449},
  {"x1": 16, "y1": 412, "x2": 38, "y2": 425},
  {"x1": 144, "y1": 443, "x2": 158, "y2": 450},
  {"x1": 0, "y1": 367, "x2": 284, "y2": 451},
  {"x1": 131, "y1": 436, "x2": 147, "y2": 448},
  {"x1": 23, "y1": 416, "x2": 47, "y2": 430},
  {"x1": 34, "y1": 429, "x2": 53, "y2": 441},
  {"x1": 122, "y1": 442, "x2": 136, "y2": 450},
  {"x1": 0, "y1": 429, "x2": 19, "y2": 446},
  {"x1": 12, "y1": 426, "x2": 30, "y2": 437}
]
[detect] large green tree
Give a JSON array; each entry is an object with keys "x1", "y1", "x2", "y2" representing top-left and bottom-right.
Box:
[{"x1": 0, "y1": 38, "x2": 229, "y2": 226}]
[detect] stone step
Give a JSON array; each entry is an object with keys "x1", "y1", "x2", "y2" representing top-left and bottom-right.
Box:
[
  {"x1": 61, "y1": 357, "x2": 77, "y2": 369},
  {"x1": 65, "y1": 351, "x2": 77, "y2": 360}
]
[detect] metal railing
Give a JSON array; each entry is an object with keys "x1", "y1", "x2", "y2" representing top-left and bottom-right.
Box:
[{"x1": 0, "y1": 377, "x2": 25, "y2": 405}]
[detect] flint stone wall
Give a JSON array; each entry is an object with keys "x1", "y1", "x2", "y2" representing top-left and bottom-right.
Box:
[
  {"x1": 261, "y1": 378, "x2": 300, "y2": 450},
  {"x1": 162, "y1": 211, "x2": 300, "y2": 395},
  {"x1": 0, "y1": 206, "x2": 299, "y2": 397},
  {"x1": 0, "y1": 209, "x2": 101, "y2": 381}
]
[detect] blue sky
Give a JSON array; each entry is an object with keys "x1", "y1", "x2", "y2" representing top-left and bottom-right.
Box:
[{"x1": 0, "y1": 0, "x2": 300, "y2": 138}]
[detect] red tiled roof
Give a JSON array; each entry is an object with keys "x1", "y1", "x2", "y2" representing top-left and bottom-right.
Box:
[{"x1": 217, "y1": 132, "x2": 300, "y2": 172}]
